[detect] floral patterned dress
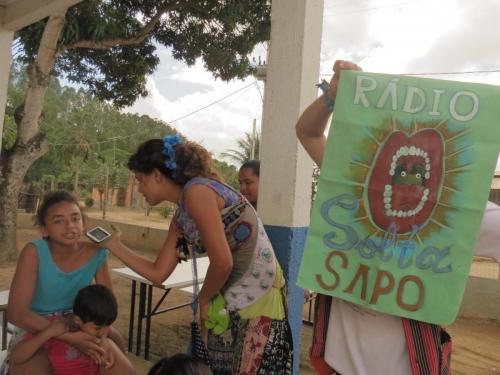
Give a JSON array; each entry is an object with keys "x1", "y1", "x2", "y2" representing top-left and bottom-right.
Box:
[{"x1": 173, "y1": 177, "x2": 293, "y2": 375}]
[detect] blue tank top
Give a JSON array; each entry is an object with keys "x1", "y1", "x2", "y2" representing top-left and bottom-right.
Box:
[{"x1": 30, "y1": 239, "x2": 108, "y2": 315}]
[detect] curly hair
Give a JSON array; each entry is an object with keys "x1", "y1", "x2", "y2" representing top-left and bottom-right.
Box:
[{"x1": 127, "y1": 138, "x2": 217, "y2": 186}]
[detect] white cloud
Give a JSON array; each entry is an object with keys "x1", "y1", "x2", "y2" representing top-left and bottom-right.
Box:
[
  {"x1": 407, "y1": 0, "x2": 500, "y2": 72},
  {"x1": 126, "y1": 0, "x2": 500, "y2": 170},
  {"x1": 125, "y1": 59, "x2": 262, "y2": 159}
]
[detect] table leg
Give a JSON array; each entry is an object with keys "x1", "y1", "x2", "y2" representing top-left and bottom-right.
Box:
[
  {"x1": 145, "y1": 285, "x2": 153, "y2": 360},
  {"x1": 128, "y1": 280, "x2": 136, "y2": 353},
  {"x1": 136, "y1": 282, "x2": 146, "y2": 356},
  {"x1": 2, "y1": 310, "x2": 7, "y2": 350}
]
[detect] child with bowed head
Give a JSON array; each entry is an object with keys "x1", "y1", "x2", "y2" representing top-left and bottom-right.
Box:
[
  {"x1": 11, "y1": 284, "x2": 133, "y2": 375},
  {"x1": 147, "y1": 353, "x2": 212, "y2": 375}
]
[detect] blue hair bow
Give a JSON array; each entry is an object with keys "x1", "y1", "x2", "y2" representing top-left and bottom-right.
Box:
[{"x1": 162, "y1": 134, "x2": 182, "y2": 170}]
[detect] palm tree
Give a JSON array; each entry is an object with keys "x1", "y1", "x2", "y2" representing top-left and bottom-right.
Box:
[{"x1": 221, "y1": 131, "x2": 260, "y2": 165}]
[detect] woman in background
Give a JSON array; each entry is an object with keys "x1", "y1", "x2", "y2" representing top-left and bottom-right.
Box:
[{"x1": 238, "y1": 160, "x2": 260, "y2": 209}]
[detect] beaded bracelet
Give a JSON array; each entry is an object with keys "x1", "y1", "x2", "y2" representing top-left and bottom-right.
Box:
[{"x1": 315, "y1": 79, "x2": 336, "y2": 112}]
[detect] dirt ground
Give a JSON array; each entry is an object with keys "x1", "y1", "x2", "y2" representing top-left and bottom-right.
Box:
[{"x1": 4, "y1": 207, "x2": 500, "y2": 374}]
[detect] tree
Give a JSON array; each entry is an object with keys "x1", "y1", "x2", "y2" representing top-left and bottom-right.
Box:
[
  {"x1": 213, "y1": 159, "x2": 238, "y2": 189},
  {"x1": 2, "y1": 64, "x2": 26, "y2": 150},
  {"x1": 23, "y1": 80, "x2": 179, "y2": 196},
  {"x1": 220, "y1": 131, "x2": 260, "y2": 165},
  {"x1": 0, "y1": 0, "x2": 271, "y2": 260}
]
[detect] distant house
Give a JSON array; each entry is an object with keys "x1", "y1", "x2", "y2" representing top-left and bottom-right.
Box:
[
  {"x1": 92, "y1": 176, "x2": 138, "y2": 208},
  {"x1": 490, "y1": 172, "x2": 500, "y2": 205},
  {"x1": 91, "y1": 177, "x2": 162, "y2": 209}
]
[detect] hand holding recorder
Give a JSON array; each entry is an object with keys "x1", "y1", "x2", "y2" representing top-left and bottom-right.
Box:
[{"x1": 86, "y1": 226, "x2": 111, "y2": 243}]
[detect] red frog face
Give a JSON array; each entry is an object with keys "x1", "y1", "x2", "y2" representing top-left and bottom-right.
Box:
[{"x1": 367, "y1": 128, "x2": 444, "y2": 234}]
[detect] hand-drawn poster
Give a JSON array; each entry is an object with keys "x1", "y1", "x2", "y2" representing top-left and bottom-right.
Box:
[{"x1": 297, "y1": 71, "x2": 500, "y2": 324}]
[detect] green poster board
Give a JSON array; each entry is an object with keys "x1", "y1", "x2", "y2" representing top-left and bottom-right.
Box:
[{"x1": 297, "y1": 71, "x2": 500, "y2": 324}]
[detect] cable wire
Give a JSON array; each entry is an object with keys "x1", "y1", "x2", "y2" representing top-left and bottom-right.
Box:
[
  {"x1": 324, "y1": 0, "x2": 420, "y2": 17},
  {"x1": 49, "y1": 82, "x2": 257, "y2": 146},
  {"x1": 254, "y1": 79, "x2": 263, "y2": 102},
  {"x1": 167, "y1": 82, "x2": 256, "y2": 124},
  {"x1": 319, "y1": 69, "x2": 500, "y2": 77},
  {"x1": 401, "y1": 69, "x2": 500, "y2": 76}
]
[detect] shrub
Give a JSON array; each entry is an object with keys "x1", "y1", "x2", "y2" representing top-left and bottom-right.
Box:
[
  {"x1": 160, "y1": 206, "x2": 172, "y2": 218},
  {"x1": 85, "y1": 197, "x2": 94, "y2": 208}
]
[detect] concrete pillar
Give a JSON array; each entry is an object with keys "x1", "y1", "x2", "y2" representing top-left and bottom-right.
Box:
[
  {"x1": 0, "y1": 28, "x2": 14, "y2": 153},
  {"x1": 259, "y1": 1, "x2": 324, "y2": 373}
]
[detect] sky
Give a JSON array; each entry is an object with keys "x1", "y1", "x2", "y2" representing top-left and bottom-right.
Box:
[{"x1": 125, "y1": 0, "x2": 500, "y2": 170}]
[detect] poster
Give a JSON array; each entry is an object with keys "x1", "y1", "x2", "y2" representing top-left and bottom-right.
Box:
[{"x1": 297, "y1": 71, "x2": 500, "y2": 324}]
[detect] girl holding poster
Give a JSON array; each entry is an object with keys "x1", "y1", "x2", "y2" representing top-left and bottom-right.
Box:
[{"x1": 295, "y1": 60, "x2": 500, "y2": 375}]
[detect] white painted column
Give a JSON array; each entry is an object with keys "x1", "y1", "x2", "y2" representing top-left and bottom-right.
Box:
[
  {"x1": 0, "y1": 28, "x2": 14, "y2": 153},
  {"x1": 259, "y1": 0, "x2": 323, "y2": 226},
  {"x1": 259, "y1": 1, "x2": 324, "y2": 373}
]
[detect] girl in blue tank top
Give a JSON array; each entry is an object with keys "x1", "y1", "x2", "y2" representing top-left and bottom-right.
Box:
[{"x1": 3, "y1": 191, "x2": 134, "y2": 375}]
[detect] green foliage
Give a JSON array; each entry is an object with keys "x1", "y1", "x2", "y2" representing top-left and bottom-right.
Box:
[
  {"x1": 159, "y1": 206, "x2": 172, "y2": 219},
  {"x1": 1, "y1": 64, "x2": 27, "y2": 150},
  {"x1": 1, "y1": 62, "x2": 175, "y2": 192},
  {"x1": 220, "y1": 131, "x2": 260, "y2": 165},
  {"x1": 4, "y1": 61, "x2": 252, "y2": 199},
  {"x1": 1, "y1": 115, "x2": 16, "y2": 149},
  {"x1": 85, "y1": 197, "x2": 94, "y2": 207},
  {"x1": 16, "y1": 0, "x2": 271, "y2": 107},
  {"x1": 213, "y1": 159, "x2": 238, "y2": 189}
]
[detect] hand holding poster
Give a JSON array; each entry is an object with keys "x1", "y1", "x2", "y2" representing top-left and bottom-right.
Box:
[{"x1": 297, "y1": 71, "x2": 500, "y2": 324}]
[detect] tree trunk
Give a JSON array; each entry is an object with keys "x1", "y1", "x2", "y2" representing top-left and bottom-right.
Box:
[
  {"x1": 0, "y1": 9, "x2": 67, "y2": 261},
  {"x1": 102, "y1": 165, "x2": 108, "y2": 220},
  {"x1": 0, "y1": 137, "x2": 49, "y2": 260},
  {"x1": 73, "y1": 168, "x2": 80, "y2": 195},
  {"x1": 98, "y1": 189, "x2": 104, "y2": 210}
]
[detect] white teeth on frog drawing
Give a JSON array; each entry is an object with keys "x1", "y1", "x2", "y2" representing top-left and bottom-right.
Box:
[
  {"x1": 384, "y1": 183, "x2": 430, "y2": 218},
  {"x1": 384, "y1": 145, "x2": 431, "y2": 218},
  {"x1": 389, "y1": 146, "x2": 430, "y2": 179}
]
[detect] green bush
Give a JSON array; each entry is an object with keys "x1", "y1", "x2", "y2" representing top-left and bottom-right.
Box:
[
  {"x1": 160, "y1": 206, "x2": 172, "y2": 218},
  {"x1": 85, "y1": 197, "x2": 94, "y2": 208}
]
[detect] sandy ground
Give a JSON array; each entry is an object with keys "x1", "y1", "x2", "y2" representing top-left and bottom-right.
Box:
[{"x1": 3, "y1": 208, "x2": 500, "y2": 374}]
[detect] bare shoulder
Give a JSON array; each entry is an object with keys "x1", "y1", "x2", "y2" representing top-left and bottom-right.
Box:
[
  {"x1": 20, "y1": 241, "x2": 37, "y2": 253},
  {"x1": 184, "y1": 182, "x2": 214, "y2": 196},
  {"x1": 12, "y1": 242, "x2": 39, "y2": 281},
  {"x1": 184, "y1": 183, "x2": 222, "y2": 210},
  {"x1": 18, "y1": 242, "x2": 38, "y2": 263}
]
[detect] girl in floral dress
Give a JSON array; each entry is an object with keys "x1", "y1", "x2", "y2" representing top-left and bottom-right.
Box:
[{"x1": 105, "y1": 135, "x2": 293, "y2": 375}]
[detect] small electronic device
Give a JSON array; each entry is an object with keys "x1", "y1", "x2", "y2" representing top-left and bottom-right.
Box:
[{"x1": 86, "y1": 226, "x2": 111, "y2": 243}]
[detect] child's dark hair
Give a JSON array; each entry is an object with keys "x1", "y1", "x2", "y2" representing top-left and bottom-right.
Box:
[
  {"x1": 240, "y1": 159, "x2": 260, "y2": 177},
  {"x1": 128, "y1": 138, "x2": 217, "y2": 186},
  {"x1": 36, "y1": 190, "x2": 81, "y2": 226},
  {"x1": 147, "y1": 354, "x2": 212, "y2": 375},
  {"x1": 73, "y1": 285, "x2": 117, "y2": 326}
]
